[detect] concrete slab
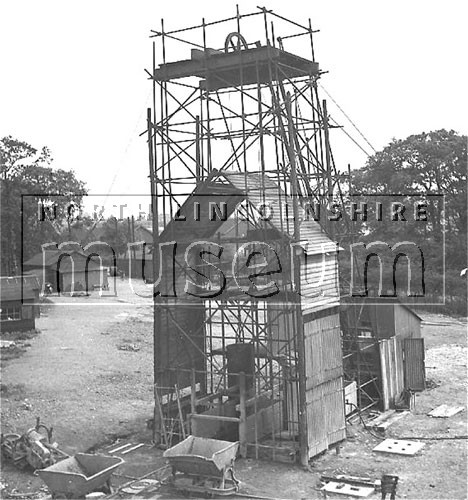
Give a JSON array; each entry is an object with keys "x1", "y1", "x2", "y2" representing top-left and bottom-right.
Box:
[{"x1": 373, "y1": 439, "x2": 425, "y2": 456}]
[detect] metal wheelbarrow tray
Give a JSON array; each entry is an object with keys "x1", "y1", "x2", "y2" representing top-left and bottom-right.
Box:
[
  {"x1": 37, "y1": 453, "x2": 124, "y2": 498},
  {"x1": 163, "y1": 436, "x2": 240, "y2": 496}
]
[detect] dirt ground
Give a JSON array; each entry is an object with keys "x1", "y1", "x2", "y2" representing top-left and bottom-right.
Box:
[{"x1": 1, "y1": 279, "x2": 466, "y2": 499}]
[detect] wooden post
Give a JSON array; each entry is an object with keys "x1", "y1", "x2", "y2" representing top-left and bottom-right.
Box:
[
  {"x1": 131, "y1": 215, "x2": 136, "y2": 262},
  {"x1": 147, "y1": 108, "x2": 162, "y2": 444},
  {"x1": 195, "y1": 115, "x2": 201, "y2": 183},
  {"x1": 239, "y1": 372, "x2": 247, "y2": 458},
  {"x1": 154, "y1": 383, "x2": 167, "y2": 446},
  {"x1": 190, "y1": 368, "x2": 197, "y2": 415},
  {"x1": 322, "y1": 99, "x2": 334, "y2": 239},
  {"x1": 286, "y1": 93, "x2": 309, "y2": 466},
  {"x1": 175, "y1": 384, "x2": 186, "y2": 439}
]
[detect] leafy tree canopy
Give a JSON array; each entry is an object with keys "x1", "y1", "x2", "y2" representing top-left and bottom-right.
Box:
[
  {"x1": 1, "y1": 136, "x2": 87, "y2": 274},
  {"x1": 340, "y1": 129, "x2": 467, "y2": 314}
]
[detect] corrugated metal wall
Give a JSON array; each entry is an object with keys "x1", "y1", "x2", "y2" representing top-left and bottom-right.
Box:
[
  {"x1": 301, "y1": 253, "x2": 340, "y2": 314},
  {"x1": 394, "y1": 304, "x2": 422, "y2": 339},
  {"x1": 379, "y1": 337, "x2": 405, "y2": 410},
  {"x1": 157, "y1": 300, "x2": 206, "y2": 391}
]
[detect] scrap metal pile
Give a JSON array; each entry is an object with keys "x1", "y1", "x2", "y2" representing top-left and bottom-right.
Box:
[{"x1": 0, "y1": 417, "x2": 68, "y2": 470}]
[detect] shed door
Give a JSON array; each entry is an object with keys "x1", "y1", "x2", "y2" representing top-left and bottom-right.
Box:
[
  {"x1": 402, "y1": 338, "x2": 425, "y2": 391},
  {"x1": 303, "y1": 310, "x2": 346, "y2": 458}
]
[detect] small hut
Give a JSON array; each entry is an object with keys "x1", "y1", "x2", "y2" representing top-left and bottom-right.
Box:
[
  {"x1": 341, "y1": 297, "x2": 425, "y2": 411},
  {"x1": 0, "y1": 276, "x2": 40, "y2": 332}
]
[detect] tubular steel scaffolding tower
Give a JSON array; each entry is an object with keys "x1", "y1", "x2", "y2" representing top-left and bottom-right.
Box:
[{"x1": 146, "y1": 6, "x2": 380, "y2": 465}]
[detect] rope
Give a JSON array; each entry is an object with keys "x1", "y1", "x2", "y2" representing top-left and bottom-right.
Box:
[{"x1": 319, "y1": 83, "x2": 377, "y2": 154}]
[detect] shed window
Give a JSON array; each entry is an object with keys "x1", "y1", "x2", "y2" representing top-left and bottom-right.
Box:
[{"x1": 0, "y1": 306, "x2": 21, "y2": 321}]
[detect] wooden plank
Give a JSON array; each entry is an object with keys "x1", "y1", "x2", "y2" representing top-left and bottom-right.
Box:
[
  {"x1": 395, "y1": 338, "x2": 405, "y2": 398},
  {"x1": 108, "y1": 443, "x2": 133, "y2": 454},
  {"x1": 428, "y1": 404, "x2": 464, "y2": 418},
  {"x1": 245, "y1": 400, "x2": 282, "y2": 442},
  {"x1": 121, "y1": 443, "x2": 145, "y2": 455},
  {"x1": 321, "y1": 474, "x2": 377, "y2": 488},
  {"x1": 189, "y1": 404, "x2": 237, "y2": 439},
  {"x1": 379, "y1": 341, "x2": 390, "y2": 411},
  {"x1": 368, "y1": 410, "x2": 409, "y2": 431},
  {"x1": 189, "y1": 414, "x2": 240, "y2": 423},
  {"x1": 190, "y1": 369, "x2": 196, "y2": 414},
  {"x1": 239, "y1": 372, "x2": 247, "y2": 458}
]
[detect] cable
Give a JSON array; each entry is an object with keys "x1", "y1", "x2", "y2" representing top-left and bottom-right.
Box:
[
  {"x1": 102, "y1": 88, "x2": 152, "y2": 204},
  {"x1": 392, "y1": 435, "x2": 468, "y2": 441},
  {"x1": 330, "y1": 118, "x2": 373, "y2": 157},
  {"x1": 319, "y1": 83, "x2": 377, "y2": 153}
]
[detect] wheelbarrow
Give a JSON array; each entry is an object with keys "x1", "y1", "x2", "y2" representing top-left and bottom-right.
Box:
[
  {"x1": 163, "y1": 435, "x2": 240, "y2": 496},
  {"x1": 37, "y1": 453, "x2": 124, "y2": 498}
]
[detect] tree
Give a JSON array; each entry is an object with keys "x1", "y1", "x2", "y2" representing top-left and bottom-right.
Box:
[
  {"x1": 347, "y1": 129, "x2": 467, "y2": 314},
  {"x1": 100, "y1": 217, "x2": 131, "y2": 257},
  {"x1": 0, "y1": 136, "x2": 87, "y2": 275},
  {"x1": 353, "y1": 129, "x2": 466, "y2": 235}
]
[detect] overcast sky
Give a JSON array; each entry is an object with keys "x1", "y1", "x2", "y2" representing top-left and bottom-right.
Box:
[{"x1": 1, "y1": 0, "x2": 466, "y2": 216}]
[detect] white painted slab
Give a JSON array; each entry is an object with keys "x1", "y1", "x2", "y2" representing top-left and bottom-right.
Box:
[{"x1": 373, "y1": 438, "x2": 425, "y2": 456}]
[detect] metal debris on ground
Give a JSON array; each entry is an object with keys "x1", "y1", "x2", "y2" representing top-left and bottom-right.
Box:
[
  {"x1": 367, "y1": 410, "x2": 410, "y2": 432},
  {"x1": 0, "y1": 417, "x2": 68, "y2": 470},
  {"x1": 428, "y1": 404, "x2": 464, "y2": 418},
  {"x1": 120, "y1": 479, "x2": 160, "y2": 495},
  {"x1": 321, "y1": 481, "x2": 375, "y2": 497},
  {"x1": 0, "y1": 340, "x2": 16, "y2": 349},
  {"x1": 320, "y1": 474, "x2": 379, "y2": 490},
  {"x1": 108, "y1": 465, "x2": 171, "y2": 498},
  {"x1": 373, "y1": 438, "x2": 425, "y2": 456},
  {"x1": 381, "y1": 474, "x2": 399, "y2": 500},
  {"x1": 117, "y1": 344, "x2": 140, "y2": 352}
]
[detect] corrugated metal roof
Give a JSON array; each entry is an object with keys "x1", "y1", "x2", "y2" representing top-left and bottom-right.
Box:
[
  {"x1": 23, "y1": 250, "x2": 102, "y2": 273},
  {"x1": 341, "y1": 296, "x2": 423, "y2": 322},
  {"x1": 156, "y1": 171, "x2": 337, "y2": 256},
  {"x1": 223, "y1": 172, "x2": 338, "y2": 255},
  {"x1": 159, "y1": 177, "x2": 244, "y2": 243},
  {"x1": 23, "y1": 250, "x2": 62, "y2": 268}
]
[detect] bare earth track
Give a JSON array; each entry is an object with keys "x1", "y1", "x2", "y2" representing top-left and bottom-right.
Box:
[{"x1": 1, "y1": 279, "x2": 466, "y2": 499}]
